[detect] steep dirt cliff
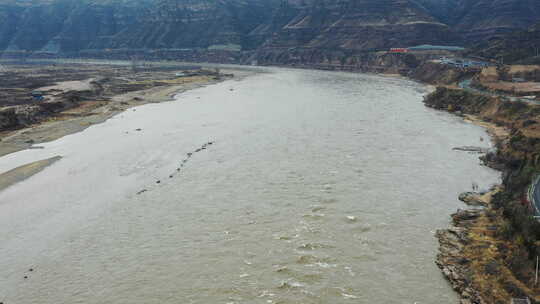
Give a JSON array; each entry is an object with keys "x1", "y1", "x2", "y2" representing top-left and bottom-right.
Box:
[
  {"x1": 410, "y1": 61, "x2": 473, "y2": 85},
  {"x1": 0, "y1": 0, "x2": 277, "y2": 53},
  {"x1": 247, "y1": 47, "x2": 421, "y2": 74},
  {"x1": 257, "y1": 0, "x2": 459, "y2": 51},
  {"x1": 470, "y1": 22, "x2": 540, "y2": 64},
  {"x1": 417, "y1": 0, "x2": 540, "y2": 41}
]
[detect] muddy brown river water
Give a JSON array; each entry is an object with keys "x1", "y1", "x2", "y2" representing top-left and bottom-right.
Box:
[{"x1": 0, "y1": 68, "x2": 499, "y2": 303}]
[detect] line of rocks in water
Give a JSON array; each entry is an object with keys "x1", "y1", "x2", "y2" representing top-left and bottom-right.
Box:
[
  {"x1": 136, "y1": 141, "x2": 214, "y2": 195},
  {"x1": 1, "y1": 266, "x2": 36, "y2": 303},
  {"x1": 0, "y1": 143, "x2": 215, "y2": 304}
]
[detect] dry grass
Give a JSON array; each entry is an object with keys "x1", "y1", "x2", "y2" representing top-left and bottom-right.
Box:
[
  {"x1": 480, "y1": 67, "x2": 500, "y2": 82},
  {"x1": 464, "y1": 208, "x2": 540, "y2": 303},
  {"x1": 128, "y1": 75, "x2": 211, "y2": 86},
  {"x1": 509, "y1": 65, "x2": 540, "y2": 74},
  {"x1": 463, "y1": 114, "x2": 510, "y2": 140},
  {"x1": 481, "y1": 81, "x2": 540, "y2": 94}
]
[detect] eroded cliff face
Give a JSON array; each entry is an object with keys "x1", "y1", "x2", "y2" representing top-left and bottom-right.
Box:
[
  {"x1": 410, "y1": 62, "x2": 473, "y2": 85},
  {"x1": 0, "y1": 0, "x2": 146, "y2": 52},
  {"x1": 0, "y1": 0, "x2": 277, "y2": 53},
  {"x1": 1, "y1": 0, "x2": 540, "y2": 60},
  {"x1": 264, "y1": 0, "x2": 457, "y2": 49},
  {"x1": 417, "y1": 0, "x2": 540, "y2": 41},
  {"x1": 252, "y1": 0, "x2": 540, "y2": 66},
  {"x1": 470, "y1": 22, "x2": 540, "y2": 64},
  {"x1": 457, "y1": 0, "x2": 540, "y2": 40},
  {"x1": 244, "y1": 0, "x2": 461, "y2": 67},
  {"x1": 107, "y1": 0, "x2": 276, "y2": 51}
]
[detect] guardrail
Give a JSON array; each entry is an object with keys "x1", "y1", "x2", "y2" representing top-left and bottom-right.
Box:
[
  {"x1": 510, "y1": 297, "x2": 531, "y2": 304},
  {"x1": 511, "y1": 297, "x2": 531, "y2": 304},
  {"x1": 529, "y1": 174, "x2": 540, "y2": 216}
]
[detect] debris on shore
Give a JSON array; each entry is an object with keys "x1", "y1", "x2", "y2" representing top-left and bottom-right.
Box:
[{"x1": 452, "y1": 146, "x2": 490, "y2": 154}]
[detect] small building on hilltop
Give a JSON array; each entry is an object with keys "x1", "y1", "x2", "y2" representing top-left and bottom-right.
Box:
[{"x1": 31, "y1": 91, "x2": 44, "y2": 101}]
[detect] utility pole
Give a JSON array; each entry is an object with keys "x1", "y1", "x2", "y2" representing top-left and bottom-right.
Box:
[{"x1": 534, "y1": 256, "x2": 538, "y2": 287}]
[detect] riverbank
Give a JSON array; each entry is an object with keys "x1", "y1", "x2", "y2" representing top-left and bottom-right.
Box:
[
  {"x1": 424, "y1": 87, "x2": 540, "y2": 303},
  {"x1": 0, "y1": 64, "x2": 237, "y2": 158},
  {"x1": 0, "y1": 156, "x2": 62, "y2": 192},
  {"x1": 0, "y1": 63, "x2": 241, "y2": 192}
]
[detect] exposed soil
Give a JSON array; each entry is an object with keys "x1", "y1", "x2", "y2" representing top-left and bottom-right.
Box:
[
  {"x1": 475, "y1": 66, "x2": 540, "y2": 98},
  {"x1": 0, "y1": 156, "x2": 61, "y2": 192}
]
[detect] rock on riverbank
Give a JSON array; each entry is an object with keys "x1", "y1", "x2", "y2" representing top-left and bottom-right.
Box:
[
  {"x1": 458, "y1": 192, "x2": 489, "y2": 207},
  {"x1": 436, "y1": 209, "x2": 486, "y2": 304}
]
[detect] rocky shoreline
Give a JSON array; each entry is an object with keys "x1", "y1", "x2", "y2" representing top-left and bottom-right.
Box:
[
  {"x1": 425, "y1": 86, "x2": 540, "y2": 303},
  {"x1": 437, "y1": 128, "x2": 505, "y2": 304},
  {"x1": 436, "y1": 211, "x2": 483, "y2": 304},
  {"x1": 436, "y1": 205, "x2": 494, "y2": 304},
  {"x1": 430, "y1": 97, "x2": 507, "y2": 304}
]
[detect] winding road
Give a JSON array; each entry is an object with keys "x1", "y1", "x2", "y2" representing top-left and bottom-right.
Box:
[
  {"x1": 532, "y1": 176, "x2": 540, "y2": 216},
  {"x1": 458, "y1": 79, "x2": 540, "y2": 105},
  {"x1": 535, "y1": 180, "x2": 540, "y2": 209}
]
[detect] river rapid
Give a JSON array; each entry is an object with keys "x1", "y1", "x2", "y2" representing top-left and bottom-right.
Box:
[{"x1": 0, "y1": 68, "x2": 499, "y2": 303}]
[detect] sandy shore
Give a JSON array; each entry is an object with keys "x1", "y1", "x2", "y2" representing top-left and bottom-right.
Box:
[
  {"x1": 0, "y1": 69, "x2": 241, "y2": 158},
  {"x1": 463, "y1": 114, "x2": 510, "y2": 142},
  {"x1": 0, "y1": 64, "x2": 253, "y2": 193},
  {"x1": 0, "y1": 156, "x2": 62, "y2": 192}
]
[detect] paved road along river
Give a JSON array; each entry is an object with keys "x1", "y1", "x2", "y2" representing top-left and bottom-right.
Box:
[{"x1": 0, "y1": 68, "x2": 499, "y2": 303}]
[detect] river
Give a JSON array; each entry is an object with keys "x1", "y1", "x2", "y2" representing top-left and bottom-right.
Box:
[{"x1": 0, "y1": 68, "x2": 499, "y2": 303}]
